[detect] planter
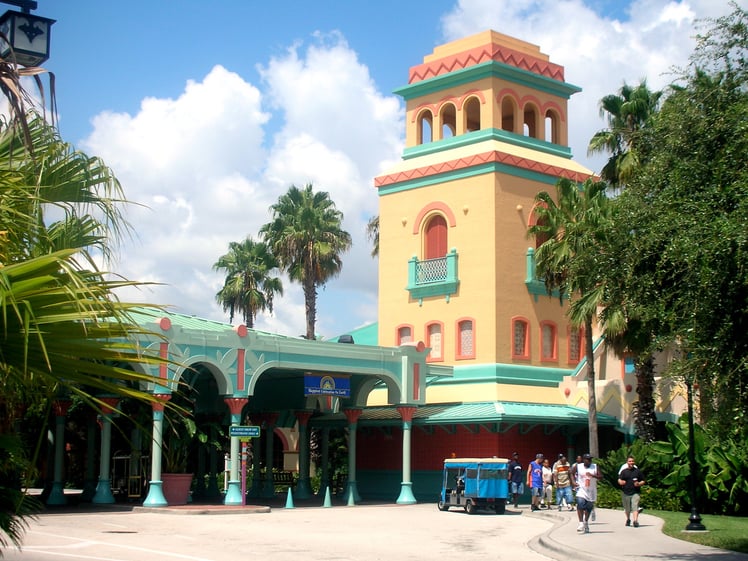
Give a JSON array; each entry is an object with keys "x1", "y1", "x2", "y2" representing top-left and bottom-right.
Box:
[{"x1": 161, "y1": 473, "x2": 194, "y2": 506}]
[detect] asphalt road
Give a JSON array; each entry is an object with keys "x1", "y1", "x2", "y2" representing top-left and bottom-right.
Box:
[{"x1": 4, "y1": 503, "x2": 555, "y2": 561}]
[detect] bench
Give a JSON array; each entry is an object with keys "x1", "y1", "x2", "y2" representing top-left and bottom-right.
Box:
[{"x1": 271, "y1": 471, "x2": 295, "y2": 492}]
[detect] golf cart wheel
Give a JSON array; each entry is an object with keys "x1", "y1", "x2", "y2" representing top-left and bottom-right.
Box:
[
  {"x1": 438, "y1": 500, "x2": 449, "y2": 511},
  {"x1": 465, "y1": 499, "x2": 476, "y2": 514}
]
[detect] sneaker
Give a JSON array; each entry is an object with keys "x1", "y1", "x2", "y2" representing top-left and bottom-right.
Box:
[
  {"x1": 584, "y1": 523, "x2": 590, "y2": 533},
  {"x1": 625, "y1": 519, "x2": 631, "y2": 527},
  {"x1": 514, "y1": 503, "x2": 519, "y2": 508},
  {"x1": 591, "y1": 509, "x2": 596, "y2": 521},
  {"x1": 577, "y1": 522, "x2": 585, "y2": 533},
  {"x1": 531, "y1": 505, "x2": 539, "y2": 511},
  {"x1": 568, "y1": 506, "x2": 575, "y2": 511},
  {"x1": 558, "y1": 505, "x2": 563, "y2": 512},
  {"x1": 637, "y1": 506, "x2": 644, "y2": 513},
  {"x1": 633, "y1": 521, "x2": 639, "y2": 528}
]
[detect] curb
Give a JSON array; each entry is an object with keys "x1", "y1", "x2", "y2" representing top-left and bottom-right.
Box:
[{"x1": 133, "y1": 505, "x2": 271, "y2": 515}]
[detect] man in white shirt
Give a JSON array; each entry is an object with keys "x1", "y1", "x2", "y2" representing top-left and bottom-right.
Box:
[{"x1": 574, "y1": 453, "x2": 601, "y2": 533}]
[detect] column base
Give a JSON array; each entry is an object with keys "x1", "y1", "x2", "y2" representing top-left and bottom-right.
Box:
[
  {"x1": 343, "y1": 481, "x2": 361, "y2": 504},
  {"x1": 396, "y1": 481, "x2": 417, "y2": 505},
  {"x1": 224, "y1": 480, "x2": 243, "y2": 505},
  {"x1": 46, "y1": 482, "x2": 67, "y2": 506},
  {"x1": 92, "y1": 478, "x2": 115, "y2": 504},
  {"x1": 142, "y1": 480, "x2": 168, "y2": 507},
  {"x1": 294, "y1": 478, "x2": 313, "y2": 500}
]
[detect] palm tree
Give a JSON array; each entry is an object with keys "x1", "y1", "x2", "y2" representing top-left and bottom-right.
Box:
[
  {"x1": 528, "y1": 178, "x2": 611, "y2": 457},
  {"x1": 213, "y1": 237, "x2": 283, "y2": 327},
  {"x1": 587, "y1": 80, "x2": 661, "y2": 187},
  {"x1": 366, "y1": 215, "x2": 379, "y2": 258},
  {"x1": 0, "y1": 114, "x2": 172, "y2": 549},
  {"x1": 260, "y1": 183, "x2": 352, "y2": 340}
]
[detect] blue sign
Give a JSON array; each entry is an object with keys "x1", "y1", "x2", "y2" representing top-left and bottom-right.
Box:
[
  {"x1": 304, "y1": 374, "x2": 350, "y2": 397},
  {"x1": 230, "y1": 425, "x2": 260, "y2": 438}
]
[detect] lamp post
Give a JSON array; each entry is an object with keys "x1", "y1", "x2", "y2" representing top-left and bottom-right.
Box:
[
  {"x1": 0, "y1": 0, "x2": 54, "y2": 66},
  {"x1": 685, "y1": 376, "x2": 706, "y2": 531}
]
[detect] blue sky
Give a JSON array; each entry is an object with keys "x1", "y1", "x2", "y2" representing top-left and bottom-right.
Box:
[{"x1": 24, "y1": 0, "x2": 739, "y2": 338}]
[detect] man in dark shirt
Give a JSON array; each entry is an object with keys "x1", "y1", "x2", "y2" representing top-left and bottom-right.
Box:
[
  {"x1": 618, "y1": 455, "x2": 646, "y2": 527},
  {"x1": 507, "y1": 452, "x2": 524, "y2": 508}
]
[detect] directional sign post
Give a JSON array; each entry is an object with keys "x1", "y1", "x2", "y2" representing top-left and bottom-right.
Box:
[{"x1": 229, "y1": 426, "x2": 260, "y2": 505}]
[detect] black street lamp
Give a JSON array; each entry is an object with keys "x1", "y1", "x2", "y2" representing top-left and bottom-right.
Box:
[
  {"x1": 685, "y1": 376, "x2": 706, "y2": 531},
  {"x1": 0, "y1": 0, "x2": 54, "y2": 66}
]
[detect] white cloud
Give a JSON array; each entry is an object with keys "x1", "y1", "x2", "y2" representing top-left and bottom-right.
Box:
[
  {"x1": 82, "y1": 38, "x2": 402, "y2": 338},
  {"x1": 440, "y1": 0, "x2": 731, "y2": 174}
]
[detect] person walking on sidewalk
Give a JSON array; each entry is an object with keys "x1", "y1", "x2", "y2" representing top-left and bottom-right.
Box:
[
  {"x1": 553, "y1": 453, "x2": 574, "y2": 510},
  {"x1": 508, "y1": 452, "x2": 524, "y2": 508},
  {"x1": 618, "y1": 456, "x2": 646, "y2": 527},
  {"x1": 527, "y1": 453, "x2": 545, "y2": 512},
  {"x1": 575, "y1": 453, "x2": 601, "y2": 533},
  {"x1": 541, "y1": 458, "x2": 553, "y2": 508}
]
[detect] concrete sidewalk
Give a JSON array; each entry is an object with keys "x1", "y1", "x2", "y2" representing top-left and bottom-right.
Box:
[{"x1": 527, "y1": 505, "x2": 748, "y2": 561}]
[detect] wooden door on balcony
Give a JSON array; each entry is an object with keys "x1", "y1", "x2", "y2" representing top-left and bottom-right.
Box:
[{"x1": 425, "y1": 215, "x2": 447, "y2": 259}]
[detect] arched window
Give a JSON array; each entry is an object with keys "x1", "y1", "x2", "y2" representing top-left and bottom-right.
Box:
[
  {"x1": 501, "y1": 96, "x2": 516, "y2": 132},
  {"x1": 440, "y1": 103, "x2": 456, "y2": 139},
  {"x1": 464, "y1": 97, "x2": 481, "y2": 133},
  {"x1": 424, "y1": 214, "x2": 448, "y2": 259},
  {"x1": 523, "y1": 103, "x2": 539, "y2": 138},
  {"x1": 417, "y1": 110, "x2": 433, "y2": 145},
  {"x1": 568, "y1": 326, "x2": 583, "y2": 364},
  {"x1": 456, "y1": 318, "x2": 475, "y2": 359},
  {"x1": 544, "y1": 109, "x2": 560, "y2": 144},
  {"x1": 397, "y1": 325, "x2": 413, "y2": 345},
  {"x1": 512, "y1": 317, "x2": 530, "y2": 360},
  {"x1": 540, "y1": 321, "x2": 557, "y2": 361},
  {"x1": 426, "y1": 322, "x2": 443, "y2": 362}
]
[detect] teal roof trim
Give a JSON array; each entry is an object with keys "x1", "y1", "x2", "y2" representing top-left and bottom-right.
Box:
[
  {"x1": 333, "y1": 322, "x2": 379, "y2": 346},
  {"x1": 439, "y1": 362, "x2": 574, "y2": 387},
  {"x1": 313, "y1": 400, "x2": 620, "y2": 428},
  {"x1": 378, "y1": 160, "x2": 559, "y2": 196},
  {"x1": 394, "y1": 60, "x2": 581, "y2": 101},
  {"x1": 403, "y1": 128, "x2": 572, "y2": 161}
]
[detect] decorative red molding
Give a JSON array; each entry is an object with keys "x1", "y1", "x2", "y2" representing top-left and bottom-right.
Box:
[
  {"x1": 52, "y1": 400, "x2": 71, "y2": 417},
  {"x1": 343, "y1": 408, "x2": 362, "y2": 424},
  {"x1": 224, "y1": 397, "x2": 248, "y2": 416},
  {"x1": 295, "y1": 411, "x2": 313, "y2": 426},
  {"x1": 376, "y1": 150, "x2": 592, "y2": 188},
  {"x1": 409, "y1": 42, "x2": 565, "y2": 85},
  {"x1": 152, "y1": 394, "x2": 171, "y2": 412}
]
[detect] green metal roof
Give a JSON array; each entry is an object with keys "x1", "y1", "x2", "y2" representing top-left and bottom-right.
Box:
[
  {"x1": 333, "y1": 322, "x2": 379, "y2": 345},
  {"x1": 312, "y1": 401, "x2": 620, "y2": 428}
]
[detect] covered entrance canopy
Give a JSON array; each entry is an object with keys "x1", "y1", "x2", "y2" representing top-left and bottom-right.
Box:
[{"x1": 126, "y1": 309, "x2": 453, "y2": 507}]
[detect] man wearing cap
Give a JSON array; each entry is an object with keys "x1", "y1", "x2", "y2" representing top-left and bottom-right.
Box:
[
  {"x1": 507, "y1": 452, "x2": 524, "y2": 508},
  {"x1": 526, "y1": 453, "x2": 545, "y2": 512},
  {"x1": 575, "y1": 453, "x2": 602, "y2": 533},
  {"x1": 553, "y1": 453, "x2": 574, "y2": 511}
]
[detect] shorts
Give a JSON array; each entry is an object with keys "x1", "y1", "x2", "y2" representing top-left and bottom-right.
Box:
[
  {"x1": 622, "y1": 493, "x2": 640, "y2": 512},
  {"x1": 530, "y1": 486, "x2": 543, "y2": 498},
  {"x1": 577, "y1": 497, "x2": 595, "y2": 512},
  {"x1": 510, "y1": 482, "x2": 524, "y2": 495}
]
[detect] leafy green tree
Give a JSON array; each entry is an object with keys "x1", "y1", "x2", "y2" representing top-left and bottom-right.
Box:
[
  {"x1": 587, "y1": 80, "x2": 661, "y2": 188},
  {"x1": 213, "y1": 237, "x2": 283, "y2": 327},
  {"x1": 260, "y1": 183, "x2": 352, "y2": 340},
  {"x1": 611, "y1": 3, "x2": 748, "y2": 442},
  {"x1": 528, "y1": 178, "x2": 611, "y2": 457}
]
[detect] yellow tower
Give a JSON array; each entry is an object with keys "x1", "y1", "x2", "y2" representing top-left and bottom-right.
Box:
[{"x1": 375, "y1": 31, "x2": 594, "y2": 402}]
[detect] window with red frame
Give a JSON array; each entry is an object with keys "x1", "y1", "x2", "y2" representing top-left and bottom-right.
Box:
[
  {"x1": 512, "y1": 317, "x2": 530, "y2": 359},
  {"x1": 456, "y1": 319, "x2": 475, "y2": 359},
  {"x1": 540, "y1": 321, "x2": 557, "y2": 361},
  {"x1": 426, "y1": 322, "x2": 443, "y2": 361}
]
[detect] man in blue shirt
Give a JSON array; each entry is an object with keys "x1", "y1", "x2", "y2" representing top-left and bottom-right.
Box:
[
  {"x1": 527, "y1": 453, "x2": 545, "y2": 512},
  {"x1": 507, "y1": 452, "x2": 524, "y2": 508}
]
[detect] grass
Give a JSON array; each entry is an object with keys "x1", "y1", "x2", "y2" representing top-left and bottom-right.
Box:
[{"x1": 651, "y1": 510, "x2": 748, "y2": 554}]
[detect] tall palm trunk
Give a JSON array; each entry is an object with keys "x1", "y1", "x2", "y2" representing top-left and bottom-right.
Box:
[
  {"x1": 633, "y1": 354, "x2": 657, "y2": 442},
  {"x1": 584, "y1": 315, "x2": 599, "y2": 457}
]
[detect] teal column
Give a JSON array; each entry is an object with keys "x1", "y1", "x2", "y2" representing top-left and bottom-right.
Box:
[
  {"x1": 47, "y1": 400, "x2": 71, "y2": 505},
  {"x1": 93, "y1": 398, "x2": 119, "y2": 504},
  {"x1": 143, "y1": 395, "x2": 170, "y2": 507},
  {"x1": 294, "y1": 411, "x2": 313, "y2": 499},
  {"x1": 343, "y1": 409, "x2": 362, "y2": 504},
  {"x1": 223, "y1": 397, "x2": 247, "y2": 506},
  {"x1": 261, "y1": 413, "x2": 279, "y2": 499},
  {"x1": 396, "y1": 406, "x2": 417, "y2": 504}
]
